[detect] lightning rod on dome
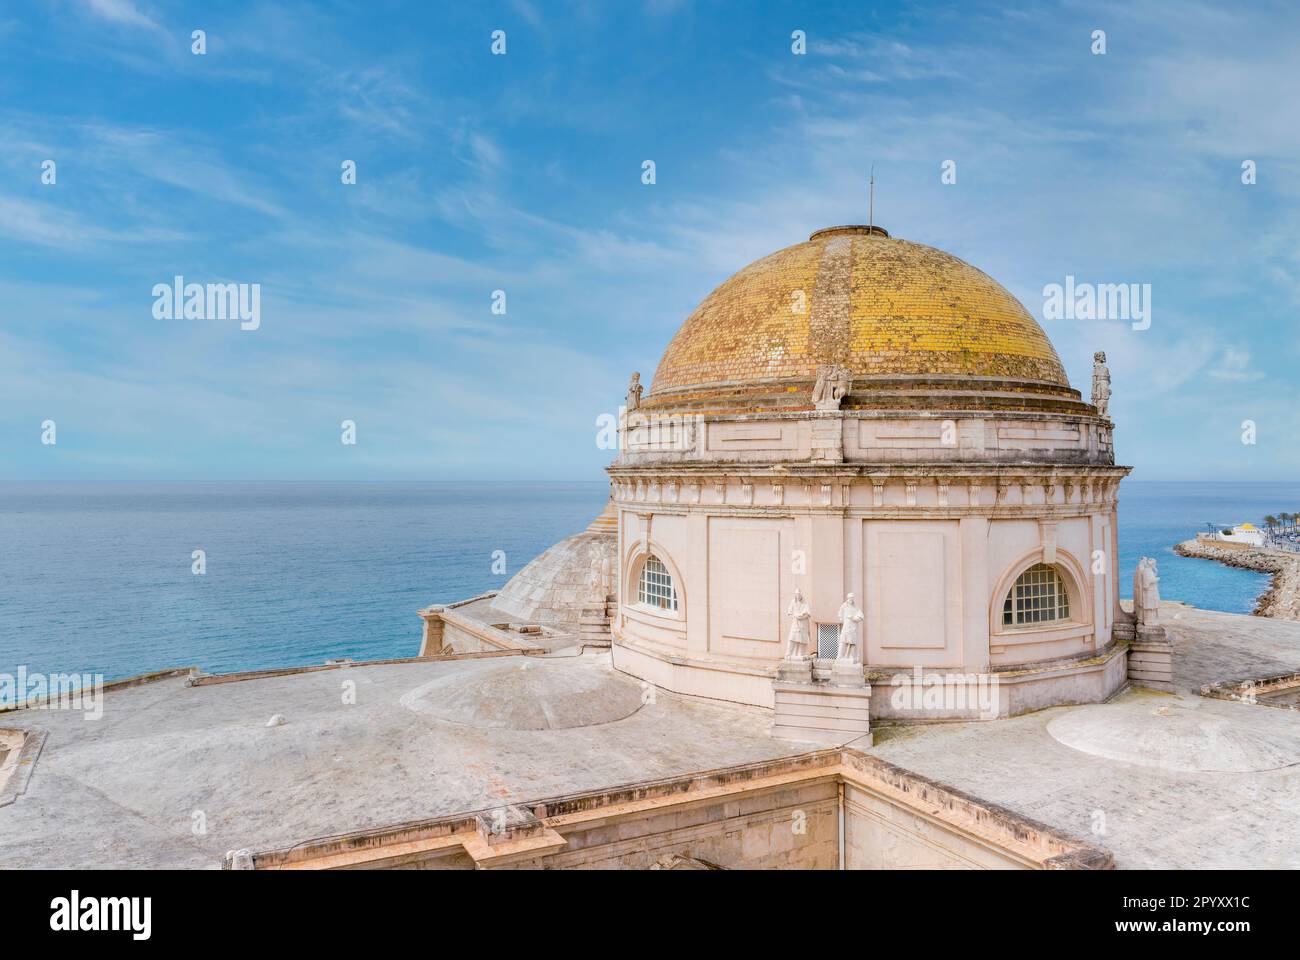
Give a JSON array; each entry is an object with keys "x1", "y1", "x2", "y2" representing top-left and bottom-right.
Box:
[{"x1": 868, "y1": 164, "x2": 875, "y2": 232}]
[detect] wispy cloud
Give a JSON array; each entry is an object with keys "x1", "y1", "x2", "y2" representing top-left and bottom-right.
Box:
[
  {"x1": 2, "y1": 0, "x2": 1298, "y2": 481},
  {"x1": 82, "y1": 0, "x2": 160, "y2": 32}
]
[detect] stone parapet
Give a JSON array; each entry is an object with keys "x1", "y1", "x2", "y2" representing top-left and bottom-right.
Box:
[{"x1": 235, "y1": 747, "x2": 1111, "y2": 871}]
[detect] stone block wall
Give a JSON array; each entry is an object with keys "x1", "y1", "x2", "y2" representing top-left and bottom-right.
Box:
[{"x1": 504, "y1": 780, "x2": 840, "y2": 870}]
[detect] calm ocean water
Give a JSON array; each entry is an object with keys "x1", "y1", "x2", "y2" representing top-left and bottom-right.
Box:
[{"x1": 0, "y1": 480, "x2": 1294, "y2": 683}]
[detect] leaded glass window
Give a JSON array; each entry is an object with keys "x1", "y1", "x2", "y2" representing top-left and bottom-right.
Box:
[
  {"x1": 1002, "y1": 563, "x2": 1070, "y2": 626},
  {"x1": 637, "y1": 555, "x2": 677, "y2": 611}
]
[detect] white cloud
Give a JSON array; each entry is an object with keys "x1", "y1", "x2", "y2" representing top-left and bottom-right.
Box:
[
  {"x1": 1208, "y1": 348, "x2": 1265, "y2": 382},
  {"x1": 82, "y1": 0, "x2": 158, "y2": 31}
]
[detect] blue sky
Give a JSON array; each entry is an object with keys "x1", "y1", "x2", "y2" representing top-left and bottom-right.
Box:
[{"x1": 2, "y1": 0, "x2": 1298, "y2": 481}]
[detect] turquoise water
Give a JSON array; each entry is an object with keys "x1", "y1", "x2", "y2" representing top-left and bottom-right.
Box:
[
  {"x1": 1116, "y1": 481, "x2": 1295, "y2": 609},
  {"x1": 0, "y1": 481, "x2": 1290, "y2": 683}
]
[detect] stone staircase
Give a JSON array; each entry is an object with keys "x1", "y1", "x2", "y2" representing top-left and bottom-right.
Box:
[
  {"x1": 577, "y1": 593, "x2": 617, "y2": 647},
  {"x1": 575, "y1": 500, "x2": 619, "y2": 647}
]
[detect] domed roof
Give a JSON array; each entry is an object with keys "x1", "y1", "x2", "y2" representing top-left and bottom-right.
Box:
[
  {"x1": 400, "y1": 655, "x2": 642, "y2": 730},
  {"x1": 491, "y1": 502, "x2": 615, "y2": 628},
  {"x1": 644, "y1": 226, "x2": 1076, "y2": 413}
]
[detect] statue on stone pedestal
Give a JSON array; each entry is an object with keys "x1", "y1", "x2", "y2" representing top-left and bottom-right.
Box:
[
  {"x1": 836, "y1": 593, "x2": 864, "y2": 664},
  {"x1": 626, "y1": 371, "x2": 643, "y2": 412},
  {"x1": 1132, "y1": 558, "x2": 1144, "y2": 622},
  {"x1": 1091, "y1": 351, "x2": 1111, "y2": 419},
  {"x1": 1138, "y1": 557, "x2": 1161, "y2": 626},
  {"x1": 784, "y1": 588, "x2": 811, "y2": 661}
]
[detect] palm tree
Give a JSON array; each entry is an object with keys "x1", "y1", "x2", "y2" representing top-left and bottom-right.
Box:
[{"x1": 1264, "y1": 514, "x2": 1278, "y2": 534}]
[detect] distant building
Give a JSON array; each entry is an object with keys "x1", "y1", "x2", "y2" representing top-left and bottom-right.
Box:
[{"x1": 1217, "y1": 523, "x2": 1265, "y2": 546}]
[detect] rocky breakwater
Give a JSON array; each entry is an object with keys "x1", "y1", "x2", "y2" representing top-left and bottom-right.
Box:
[{"x1": 1173, "y1": 539, "x2": 1300, "y2": 620}]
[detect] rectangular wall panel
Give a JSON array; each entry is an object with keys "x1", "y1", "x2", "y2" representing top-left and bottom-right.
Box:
[
  {"x1": 878, "y1": 531, "x2": 948, "y2": 649},
  {"x1": 708, "y1": 519, "x2": 789, "y2": 658},
  {"x1": 865, "y1": 521, "x2": 962, "y2": 667}
]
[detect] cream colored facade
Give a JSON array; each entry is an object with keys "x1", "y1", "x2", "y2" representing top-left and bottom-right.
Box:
[{"x1": 609, "y1": 226, "x2": 1132, "y2": 715}]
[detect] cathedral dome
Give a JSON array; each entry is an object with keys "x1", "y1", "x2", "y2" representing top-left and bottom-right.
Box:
[{"x1": 643, "y1": 226, "x2": 1080, "y2": 414}]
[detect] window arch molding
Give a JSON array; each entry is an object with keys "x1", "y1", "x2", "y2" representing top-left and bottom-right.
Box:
[
  {"x1": 623, "y1": 544, "x2": 686, "y2": 620},
  {"x1": 989, "y1": 548, "x2": 1090, "y2": 636}
]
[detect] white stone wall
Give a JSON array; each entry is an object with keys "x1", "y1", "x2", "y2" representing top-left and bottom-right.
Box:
[
  {"x1": 611, "y1": 474, "x2": 1123, "y2": 709},
  {"x1": 620, "y1": 411, "x2": 1115, "y2": 468},
  {"x1": 610, "y1": 403, "x2": 1128, "y2": 711}
]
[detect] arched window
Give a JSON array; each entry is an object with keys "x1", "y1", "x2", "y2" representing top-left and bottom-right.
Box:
[
  {"x1": 637, "y1": 555, "x2": 678, "y2": 611},
  {"x1": 1002, "y1": 563, "x2": 1070, "y2": 627}
]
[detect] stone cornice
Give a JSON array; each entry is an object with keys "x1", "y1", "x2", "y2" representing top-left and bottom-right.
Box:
[
  {"x1": 609, "y1": 468, "x2": 1129, "y2": 518},
  {"x1": 607, "y1": 464, "x2": 1132, "y2": 481}
]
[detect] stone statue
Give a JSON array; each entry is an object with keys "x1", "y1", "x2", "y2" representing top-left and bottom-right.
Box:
[
  {"x1": 811, "y1": 364, "x2": 834, "y2": 405},
  {"x1": 1132, "y1": 558, "x2": 1145, "y2": 623},
  {"x1": 784, "y1": 588, "x2": 811, "y2": 661},
  {"x1": 1138, "y1": 557, "x2": 1161, "y2": 626},
  {"x1": 626, "y1": 371, "x2": 643, "y2": 412},
  {"x1": 832, "y1": 364, "x2": 852, "y2": 402},
  {"x1": 1091, "y1": 351, "x2": 1110, "y2": 418},
  {"x1": 836, "y1": 593, "x2": 864, "y2": 664},
  {"x1": 812, "y1": 364, "x2": 852, "y2": 409}
]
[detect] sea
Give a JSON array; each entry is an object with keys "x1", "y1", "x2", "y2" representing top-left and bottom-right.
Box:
[{"x1": 1, "y1": 480, "x2": 1295, "y2": 684}]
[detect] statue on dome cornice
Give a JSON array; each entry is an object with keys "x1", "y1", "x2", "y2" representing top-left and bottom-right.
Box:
[
  {"x1": 1091, "y1": 351, "x2": 1111, "y2": 419},
  {"x1": 834, "y1": 365, "x2": 853, "y2": 402},
  {"x1": 813, "y1": 363, "x2": 853, "y2": 410},
  {"x1": 626, "y1": 371, "x2": 643, "y2": 412}
]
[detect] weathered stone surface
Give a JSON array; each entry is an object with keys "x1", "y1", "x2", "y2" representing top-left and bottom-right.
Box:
[
  {"x1": 0, "y1": 652, "x2": 799, "y2": 868},
  {"x1": 398, "y1": 655, "x2": 643, "y2": 730},
  {"x1": 1045, "y1": 698, "x2": 1300, "y2": 773},
  {"x1": 492, "y1": 506, "x2": 616, "y2": 634},
  {"x1": 644, "y1": 226, "x2": 1070, "y2": 414}
]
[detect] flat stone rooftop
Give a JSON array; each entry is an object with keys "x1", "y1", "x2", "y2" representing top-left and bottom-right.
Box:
[
  {"x1": 0, "y1": 653, "x2": 798, "y2": 869},
  {"x1": 2, "y1": 601, "x2": 1297, "y2": 869},
  {"x1": 871, "y1": 601, "x2": 1300, "y2": 869}
]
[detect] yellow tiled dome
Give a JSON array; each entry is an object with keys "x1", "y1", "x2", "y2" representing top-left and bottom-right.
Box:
[{"x1": 644, "y1": 226, "x2": 1071, "y2": 412}]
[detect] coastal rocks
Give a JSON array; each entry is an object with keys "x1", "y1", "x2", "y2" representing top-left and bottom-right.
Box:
[{"x1": 1173, "y1": 539, "x2": 1300, "y2": 621}]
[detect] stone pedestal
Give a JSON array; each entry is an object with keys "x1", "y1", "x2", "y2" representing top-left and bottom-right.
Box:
[
  {"x1": 810, "y1": 410, "x2": 844, "y2": 463},
  {"x1": 776, "y1": 658, "x2": 813, "y2": 684},
  {"x1": 772, "y1": 677, "x2": 872, "y2": 747},
  {"x1": 830, "y1": 659, "x2": 864, "y2": 687},
  {"x1": 1128, "y1": 624, "x2": 1174, "y2": 693}
]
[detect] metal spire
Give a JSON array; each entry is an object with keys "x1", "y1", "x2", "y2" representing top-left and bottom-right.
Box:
[{"x1": 868, "y1": 165, "x2": 875, "y2": 231}]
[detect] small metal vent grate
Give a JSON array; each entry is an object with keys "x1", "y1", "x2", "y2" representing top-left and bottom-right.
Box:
[{"x1": 817, "y1": 622, "x2": 841, "y2": 659}]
